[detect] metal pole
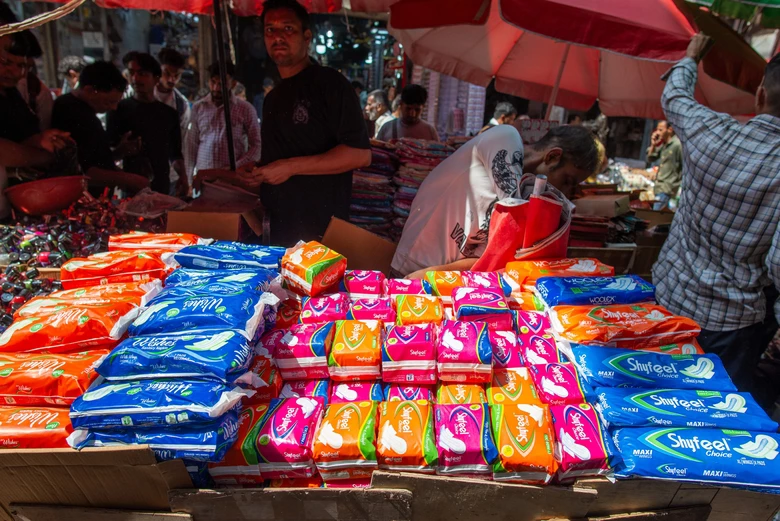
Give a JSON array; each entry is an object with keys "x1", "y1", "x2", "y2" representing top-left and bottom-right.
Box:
[
  {"x1": 545, "y1": 43, "x2": 570, "y2": 121},
  {"x1": 212, "y1": 0, "x2": 236, "y2": 171}
]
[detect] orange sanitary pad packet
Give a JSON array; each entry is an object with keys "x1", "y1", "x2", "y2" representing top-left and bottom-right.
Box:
[
  {"x1": 0, "y1": 351, "x2": 108, "y2": 406},
  {"x1": 109, "y1": 232, "x2": 208, "y2": 252},
  {"x1": 491, "y1": 403, "x2": 556, "y2": 485},
  {"x1": 281, "y1": 241, "x2": 346, "y2": 297},
  {"x1": 395, "y1": 295, "x2": 444, "y2": 326},
  {"x1": 0, "y1": 406, "x2": 73, "y2": 448},
  {"x1": 505, "y1": 258, "x2": 614, "y2": 290},
  {"x1": 313, "y1": 401, "x2": 378, "y2": 480},
  {"x1": 425, "y1": 271, "x2": 464, "y2": 302},
  {"x1": 328, "y1": 320, "x2": 382, "y2": 381},
  {"x1": 436, "y1": 383, "x2": 487, "y2": 405},
  {"x1": 208, "y1": 404, "x2": 266, "y2": 486},
  {"x1": 60, "y1": 251, "x2": 170, "y2": 289},
  {"x1": 487, "y1": 368, "x2": 543, "y2": 406},
  {"x1": 377, "y1": 399, "x2": 438, "y2": 473},
  {"x1": 17, "y1": 281, "x2": 163, "y2": 318},
  {"x1": 549, "y1": 303, "x2": 701, "y2": 349}
]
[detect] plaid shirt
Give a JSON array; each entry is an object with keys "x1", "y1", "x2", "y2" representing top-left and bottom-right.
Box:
[
  {"x1": 653, "y1": 58, "x2": 780, "y2": 331},
  {"x1": 185, "y1": 94, "x2": 261, "y2": 180}
]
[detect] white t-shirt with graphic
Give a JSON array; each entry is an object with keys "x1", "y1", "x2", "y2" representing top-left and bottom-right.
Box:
[{"x1": 391, "y1": 125, "x2": 524, "y2": 275}]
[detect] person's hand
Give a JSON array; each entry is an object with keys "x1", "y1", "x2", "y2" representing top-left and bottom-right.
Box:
[
  {"x1": 651, "y1": 130, "x2": 662, "y2": 146},
  {"x1": 29, "y1": 129, "x2": 74, "y2": 153},
  {"x1": 176, "y1": 174, "x2": 191, "y2": 198},
  {"x1": 686, "y1": 33, "x2": 712, "y2": 63},
  {"x1": 242, "y1": 159, "x2": 294, "y2": 187},
  {"x1": 406, "y1": 269, "x2": 428, "y2": 280},
  {"x1": 115, "y1": 131, "x2": 142, "y2": 158}
]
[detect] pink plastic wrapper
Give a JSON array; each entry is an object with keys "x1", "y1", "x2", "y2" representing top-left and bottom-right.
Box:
[
  {"x1": 347, "y1": 298, "x2": 397, "y2": 323},
  {"x1": 462, "y1": 271, "x2": 511, "y2": 296},
  {"x1": 300, "y1": 293, "x2": 349, "y2": 324},
  {"x1": 279, "y1": 379, "x2": 331, "y2": 403},
  {"x1": 256, "y1": 397, "x2": 325, "y2": 479},
  {"x1": 518, "y1": 333, "x2": 563, "y2": 366},
  {"x1": 386, "y1": 384, "x2": 435, "y2": 402},
  {"x1": 550, "y1": 403, "x2": 617, "y2": 482},
  {"x1": 330, "y1": 382, "x2": 387, "y2": 403},
  {"x1": 434, "y1": 403, "x2": 499, "y2": 476},
  {"x1": 340, "y1": 270, "x2": 385, "y2": 298},
  {"x1": 528, "y1": 363, "x2": 590, "y2": 406},
  {"x1": 256, "y1": 329, "x2": 286, "y2": 357},
  {"x1": 274, "y1": 323, "x2": 335, "y2": 381},
  {"x1": 437, "y1": 321, "x2": 493, "y2": 383},
  {"x1": 382, "y1": 324, "x2": 437, "y2": 384},
  {"x1": 474, "y1": 314, "x2": 515, "y2": 332},
  {"x1": 384, "y1": 279, "x2": 431, "y2": 297},
  {"x1": 323, "y1": 478, "x2": 372, "y2": 489},
  {"x1": 514, "y1": 311, "x2": 552, "y2": 336},
  {"x1": 489, "y1": 330, "x2": 523, "y2": 371}
]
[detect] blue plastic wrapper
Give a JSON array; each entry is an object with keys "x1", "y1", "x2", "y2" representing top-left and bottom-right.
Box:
[
  {"x1": 165, "y1": 269, "x2": 279, "y2": 290},
  {"x1": 595, "y1": 387, "x2": 778, "y2": 432},
  {"x1": 129, "y1": 291, "x2": 278, "y2": 340},
  {"x1": 158, "y1": 281, "x2": 268, "y2": 299},
  {"x1": 568, "y1": 344, "x2": 736, "y2": 392},
  {"x1": 173, "y1": 243, "x2": 285, "y2": 271},
  {"x1": 69, "y1": 379, "x2": 247, "y2": 429},
  {"x1": 97, "y1": 330, "x2": 253, "y2": 383},
  {"x1": 185, "y1": 460, "x2": 215, "y2": 488},
  {"x1": 613, "y1": 427, "x2": 780, "y2": 492},
  {"x1": 535, "y1": 275, "x2": 655, "y2": 307},
  {"x1": 67, "y1": 411, "x2": 239, "y2": 462}
]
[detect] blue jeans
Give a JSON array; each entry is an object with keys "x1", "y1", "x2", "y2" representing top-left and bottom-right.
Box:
[{"x1": 653, "y1": 193, "x2": 671, "y2": 211}]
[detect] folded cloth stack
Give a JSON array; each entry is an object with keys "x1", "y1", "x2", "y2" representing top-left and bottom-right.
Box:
[{"x1": 350, "y1": 148, "x2": 399, "y2": 240}]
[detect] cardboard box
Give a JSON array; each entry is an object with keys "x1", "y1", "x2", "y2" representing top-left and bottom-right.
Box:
[
  {"x1": 574, "y1": 195, "x2": 630, "y2": 217},
  {"x1": 166, "y1": 198, "x2": 264, "y2": 242},
  {"x1": 321, "y1": 218, "x2": 397, "y2": 275}
]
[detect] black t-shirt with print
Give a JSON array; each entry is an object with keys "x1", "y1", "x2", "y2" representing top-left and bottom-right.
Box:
[
  {"x1": 260, "y1": 63, "x2": 370, "y2": 246},
  {"x1": 0, "y1": 87, "x2": 40, "y2": 143}
]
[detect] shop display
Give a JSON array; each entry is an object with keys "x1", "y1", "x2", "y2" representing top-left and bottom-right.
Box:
[
  {"x1": 349, "y1": 148, "x2": 399, "y2": 239},
  {"x1": 529, "y1": 363, "x2": 591, "y2": 406},
  {"x1": 382, "y1": 323, "x2": 437, "y2": 384},
  {"x1": 339, "y1": 270, "x2": 386, "y2": 298},
  {"x1": 60, "y1": 250, "x2": 171, "y2": 289},
  {"x1": 491, "y1": 403, "x2": 556, "y2": 485},
  {"x1": 550, "y1": 403, "x2": 618, "y2": 482},
  {"x1": 172, "y1": 243, "x2": 284, "y2": 271},
  {"x1": 487, "y1": 368, "x2": 542, "y2": 406},
  {"x1": 346, "y1": 298, "x2": 396, "y2": 323}
]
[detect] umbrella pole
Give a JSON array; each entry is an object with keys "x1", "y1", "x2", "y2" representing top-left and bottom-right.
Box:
[
  {"x1": 545, "y1": 43, "x2": 570, "y2": 121},
  {"x1": 212, "y1": 0, "x2": 237, "y2": 171}
]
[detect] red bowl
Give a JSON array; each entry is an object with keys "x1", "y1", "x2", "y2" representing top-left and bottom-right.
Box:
[{"x1": 5, "y1": 176, "x2": 87, "y2": 216}]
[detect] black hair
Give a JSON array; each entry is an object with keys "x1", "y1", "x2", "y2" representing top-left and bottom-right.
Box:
[
  {"x1": 122, "y1": 51, "x2": 162, "y2": 77},
  {"x1": 158, "y1": 47, "x2": 186, "y2": 69},
  {"x1": 78, "y1": 61, "x2": 128, "y2": 92},
  {"x1": 0, "y1": 1, "x2": 17, "y2": 24},
  {"x1": 208, "y1": 61, "x2": 236, "y2": 79},
  {"x1": 567, "y1": 113, "x2": 583, "y2": 124},
  {"x1": 494, "y1": 102, "x2": 517, "y2": 120},
  {"x1": 532, "y1": 125, "x2": 600, "y2": 176},
  {"x1": 261, "y1": 0, "x2": 311, "y2": 32},
  {"x1": 7, "y1": 31, "x2": 30, "y2": 58},
  {"x1": 351, "y1": 80, "x2": 364, "y2": 91},
  {"x1": 263, "y1": 77, "x2": 275, "y2": 88},
  {"x1": 58, "y1": 55, "x2": 87, "y2": 76},
  {"x1": 401, "y1": 84, "x2": 427, "y2": 106},
  {"x1": 765, "y1": 53, "x2": 780, "y2": 114},
  {"x1": 368, "y1": 89, "x2": 389, "y2": 108}
]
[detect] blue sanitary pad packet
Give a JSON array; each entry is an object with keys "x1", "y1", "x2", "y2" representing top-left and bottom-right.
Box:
[
  {"x1": 569, "y1": 344, "x2": 736, "y2": 392},
  {"x1": 67, "y1": 411, "x2": 239, "y2": 462},
  {"x1": 595, "y1": 387, "x2": 778, "y2": 432},
  {"x1": 164, "y1": 268, "x2": 279, "y2": 292},
  {"x1": 129, "y1": 291, "x2": 278, "y2": 340},
  {"x1": 173, "y1": 243, "x2": 285, "y2": 271},
  {"x1": 535, "y1": 275, "x2": 655, "y2": 307},
  {"x1": 184, "y1": 460, "x2": 215, "y2": 487},
  {"x1": 69, "y1": 379, "x2": 247, "y2": 429},
  {"x1": 97, "y1": 330, "x2": 253, "y2": 383},
  {"x1": 613, "y1": 427, "x2": 780, "y2": 493}
]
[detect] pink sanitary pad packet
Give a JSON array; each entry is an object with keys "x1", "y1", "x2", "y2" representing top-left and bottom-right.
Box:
[
  {"x1": 340, "y1": 270, "x2": 385, "y2": 298},
  {"x1": 519, "y1": 333, "x2": 563, "y2": 366},
  {"x1": 273, "y1": 323, "x2": 335, "y2": 381},
  {"x1": 300, "y1": 293, "x2": 349, "y2": 324},
  {"x1": 384, "y1": 279, "x2": 431, "y2": 297},
  {"x1": 437, "y1": 320, "x2": 493, "y2": 384},
  {"x1": 489, "y1": 330, "x2": 523, "y2": 371},
  {"x1": 386, "y1": 384, "x2": 435, "y2": 402},
  {"x1": 347, "y1": 297, "x2": 397, "y2": 323},
  {"x1": 279, "y1": 379, "x2": 331, "y2": 403},
  {"x1": 382, "y1": 323, "x2": 438, "y2": 384},
  {"x1": 329, "y1": 382, "x2": 387, "y2": 403},
  {"x1": 434, "y1": 403, "x2": 498, "y2": 476},
  {"x1": 549, "y1": 403, "x2": 617, "y2": 482},
  {"x1": 528, "y1": 363, "x2": 590, "y2": 406}
]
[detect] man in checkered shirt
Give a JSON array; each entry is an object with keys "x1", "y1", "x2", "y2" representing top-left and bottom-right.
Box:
[{"x1": 653, "y1": 35, "x2": 780, "y2": 392}]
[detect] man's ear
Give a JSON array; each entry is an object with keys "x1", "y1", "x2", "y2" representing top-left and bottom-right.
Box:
[
  {"x1": 544, "y1": 147, "x2": 563, "y2": 169},
  {"x1": 756, "y1": 78, "x2": 767, "y2": 113},
  {"x1": 304, "y1": 28, "x2": 313, "y2": 47}
]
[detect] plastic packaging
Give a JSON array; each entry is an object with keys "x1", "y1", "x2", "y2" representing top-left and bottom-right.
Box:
[
  {"x1": 67, "y1": 411, "x2": 239, "y2": 462},
  {"x1": 273, "y1": 323, "x2": 335, "y2": 381},
  {"x1": 60, "y1": 251, "x2": 170, "y2": 289},
  {"x1": 19, "y1": 280, "x2": 162, "y2": 316},
  {"x1": 346, "y1": 298, "x2": 396, "y2": 323},
  {"x1": 549, "y1": 303, "x2": 701, "y2": 349},
  {"x1": 97, "y1": 330, "x2": 252, "y2": 383},
  {"x1": 164, "y1": 269, "x2": 279, "y2": 292},
  {"x1": 0, "y1": 351, "x2": 107, "y2": 406},
  {"x1": 69, "y1": 379, "x2": 248, "y2": 429},
  {"x1": 330, "y1": 382, "x2": 386, "y2": 403},
  {"x1": 386, "y1": 384, "x2": 435, "y2": 402},
  {"x1": 535, "y1": 275, "x2": 655, "y2": 307},
  {"x1": 385, "y1": 279, "x2": 431, "y2": 297},
  {"x1": 207, "y1": 404, "x2": 267, "y2": 486},
  {"x1": 382, "y1": 323, "x2": 437, "y2": 385},
  {"x1": 434, "y1": 403, "x2": 498, "y2": 475},
  {"x1": 378, "y1": 399, "x2": 438, "y2": 473},
  {"x1": 529, "y1": 363, "x2": 591, "y2": 406},
  {"x1": 514, "y1": 310, "x2": 552, "y2": 337},
  {"x1": 425, "y1": 271, "x2": 464, "y2": 303},
  {"x1": 595, "y1": 387, "x2": 778, "y2": 431},
  {"x1": 518, "y1": 334, "x2": 563, "y2": 366},
  {"x1": 569, "y1": 344, "x2": 737, "y2": 392},
  {"x1": 339, "y1": 270, "x2": 385, "y2": 298},
  {"x1": 109, "y1": 232, "x2": 210, "y2": 252},
  {"x1": 452, "y1": 287, "x2": 511, "y2": 328},
  {"x1": 462, "y1": 271, "x2": 512, "y2": 297},
  {"x1": 637, "y1": 340, "x2": 704, "y2": 356},
  {"x1": 173, "y1": 244, "x2": 283, "y2": 271},
  {"x1": 313, "y1": 401, "x2": 379, "y2": 479},
  {"x1": 396, "y1": 295, "x2": 444, "y2": 326},
  {"x1": 437, "y1": 321, "x2": 492, "y2": 383},
  {"x1": 613, "y1": 427, "x2": 780, "y2": 492},
  {"x1": 242, "y1": 358, "x2": 282, "y2": 403},
  {"x1": 505, "y1": 258, "x2": 615, "y2": 290},
  {"x1": 275, "y1": 299, "x2": 302, "y2": 330},
  {"x1": 0, "y1": 406, "x2": 73, "y2": 448},
  {"x1": 490, "y1": 330, "x2": 523, "y2": 371},
  {"x1": 281, "y1": 241, "x2": 346, "y2": 297},
  {"x1": 487, "y1": 368, "x2": 542, "y2": 406},
  {"x1": 550, "y1": 403, "x2": 618, "y2": 482},
  {"x1": 300, "y1": 293, "x2": 349, "y2": 324},
  {"x1": 491, "y1": 403, "x2": 556, "y2": 484},
  {"x1": 436, "y1": 383, "x2": 487, "y2": 405},
  {"x1": 279, "y1": 380, "x2": 330, "y2": 403},
  {"x1": 328, "y1": 320, "x2": 382, "y2": 381}
]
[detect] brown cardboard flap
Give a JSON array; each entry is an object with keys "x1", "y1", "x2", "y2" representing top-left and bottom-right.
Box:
[
  {"x1": 574, "y1": 195, "x2": 630, "y2": 217},
  {"x1": 321, "y1": 218, "x2": 397, "y2": 275}
]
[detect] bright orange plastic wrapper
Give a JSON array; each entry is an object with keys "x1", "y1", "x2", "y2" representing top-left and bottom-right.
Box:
[
  {"x1": 638, "y1": 338, "x2": 704, "y2": 355},
  {"x1": 491, "y1": 404, "x2": 556, "y2": 485},
  {"x1": 313, "y1": 401, "x2": 379, "y2": 480},
  {"x1": 281, "y1": 241, "x2": 346, "y2": 297},
  {"x1": 0, "y1": 301, "x2": 141, "y2": 354},
  {"x1": 425, "y1": 271, "x2": 464, "y2": 300},
  {"x1": 109, "y1": 232, "x2": 207, "y2": 252},
  {"x1": 328, "y1": 320, "x2": 382, "y2": 381},
  {"x1": 0, "y1": 351, "x2": 108, "y2": 406},
  {"x1": 377, "y1": 399, "x2": 438, "y2": 473},
  {"x1": 550, "y1": 303, "x2": 701, "y2": 349},
  {"x1": 60, "y1": 251, "x2": 171, "y2": 289},
  {"x1": 507, "y1": 290, "x2": 544, "y2": 311},
  {"x1": 0, "y1": 406, "x2": 73, "y2": 448},
  {"x1": 21, "y1": 281, "x2": 164, "y2": 315},
  {"x1": 436, "y1": 383, "x2": 487, "y2": 405},
  {"x1": 395, "y1": 295, "x2": 444, "y2": 326},
  {"x1": 15, "y1": 293, "x2": 148, "y2": 319},
  {"x1": 505, "y1": 258, "x2": 614, "y2": 290},
  {"x1": 487, "y1": 368, "x2": 543, "y2": 406}
]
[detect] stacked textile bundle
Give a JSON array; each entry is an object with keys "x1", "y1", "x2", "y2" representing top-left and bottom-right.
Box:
[
  {"x1": 390, "y1": 139, "x2": 455, "y2": 241},
  {"x1": 349, "y1": 148, "x2": 399, "y2": 239}
]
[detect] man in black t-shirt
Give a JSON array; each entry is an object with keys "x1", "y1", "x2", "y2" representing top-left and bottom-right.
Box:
[
  {"x1": 240, "y1": 0, "x2": 371, "y2": 246},
  {"x1": 107, "y1": 52, "x2": 184, "y2": 195}
]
